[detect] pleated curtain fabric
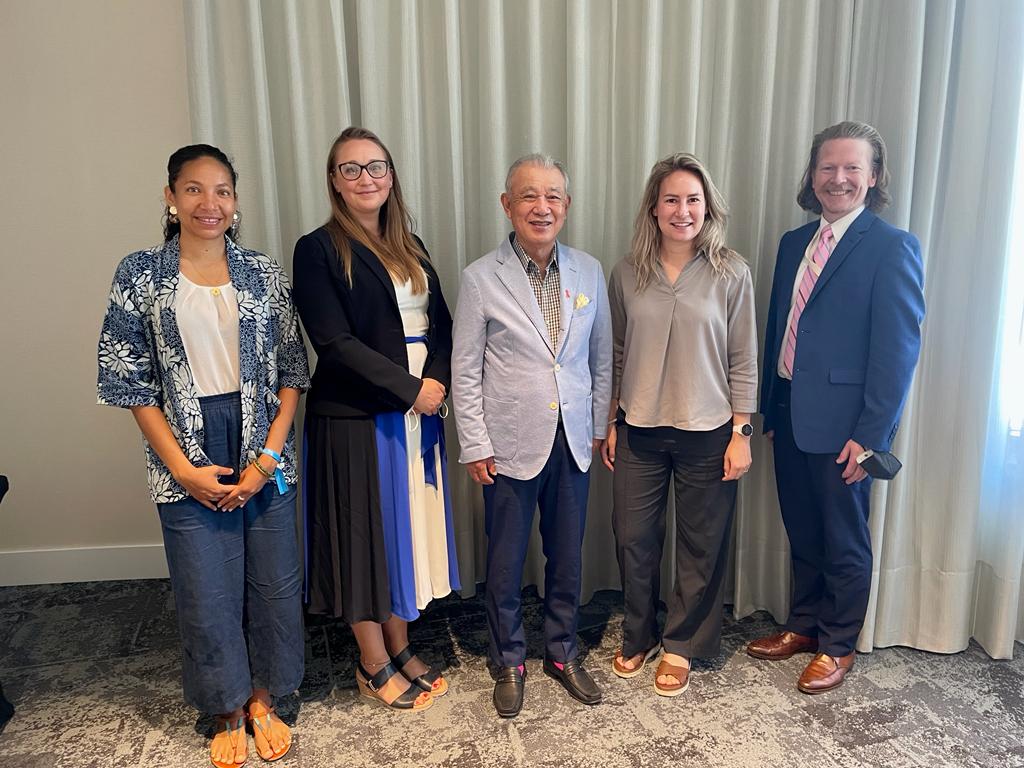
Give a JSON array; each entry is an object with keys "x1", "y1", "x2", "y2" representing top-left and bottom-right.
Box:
[{"x1": 182, "y1": 0, "x2": 1024, "y2": 658}]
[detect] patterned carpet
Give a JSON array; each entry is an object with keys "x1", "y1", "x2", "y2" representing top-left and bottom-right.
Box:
[{"x1": 1, "y1": 579, "x2": 1022, "y2": 767}]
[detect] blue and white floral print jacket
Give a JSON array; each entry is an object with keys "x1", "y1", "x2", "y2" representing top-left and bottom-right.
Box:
[{"x1": 97, "y1": 235, "x2": 311, "y2": 503}]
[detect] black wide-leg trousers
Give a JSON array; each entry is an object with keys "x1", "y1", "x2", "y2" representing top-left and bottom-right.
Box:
[{"x1": 612, "y1": 421, "x2": 736, "y2": 661}]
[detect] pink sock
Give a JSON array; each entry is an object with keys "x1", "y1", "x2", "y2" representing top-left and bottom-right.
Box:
[
  {"x1": 517, "y1": 664, "x2": 525, "y2": 675},
  {"x1": 553, "y1": 661, "x2": 564, "y2": 671}
]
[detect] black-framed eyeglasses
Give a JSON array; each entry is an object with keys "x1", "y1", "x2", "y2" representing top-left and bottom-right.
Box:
[{"x1": 333, "y1": 160, "x2": 390, "y2": 181}]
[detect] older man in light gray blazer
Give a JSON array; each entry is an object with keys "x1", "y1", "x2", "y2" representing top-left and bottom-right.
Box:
[{"x1": 452, "y1": 154, "x2": 612, "y2": 718}]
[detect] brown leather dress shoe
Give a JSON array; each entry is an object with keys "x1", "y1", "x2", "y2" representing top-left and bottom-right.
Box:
[
  {"x1": 746, "y1": 631, "x2": 817, "y2": 660},
  {"x1": 797, "y1": 652, "x2": 855, "y2": 694}
]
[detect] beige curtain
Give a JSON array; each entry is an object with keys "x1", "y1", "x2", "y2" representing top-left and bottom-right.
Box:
[{"x1": 183, "y1": 0, "x2": 1024, "y2": 658}]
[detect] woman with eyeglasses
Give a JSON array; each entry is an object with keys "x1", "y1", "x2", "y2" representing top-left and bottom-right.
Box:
[
  {"x1": 97, "y1": 144, "x2": 309, "y2": 766},
  {"x1": 292, "y1": 126, "x2": 459, "y2": 712},
  {"x1": 602, "y1": 153, "x2": 757, "y2": 697}
]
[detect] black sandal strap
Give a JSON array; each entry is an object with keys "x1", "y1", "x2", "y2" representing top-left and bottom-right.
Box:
[
  {"x1": 390, "y1": 646, "x2": 441, "y2": 692},
  {"x1": 357, "y1": 660, "x2": 424, "y2": 709},
  {"x1": 358, "y1": 661, "x2": 401, "y2": 693},
  {"x1": 390, "y1": 645, "x2": 416, "y2": 668},
  {"x1": 392, "y1": 683, "x2": 426, "y2": 708}
]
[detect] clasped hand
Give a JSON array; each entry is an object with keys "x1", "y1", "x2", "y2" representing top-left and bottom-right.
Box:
[
  {"x1": 176, "y1": 461, "x2": 271, "y2": 511},
  {"x1": 414, "y1": 377, "x2": 446, "y2": 415}
]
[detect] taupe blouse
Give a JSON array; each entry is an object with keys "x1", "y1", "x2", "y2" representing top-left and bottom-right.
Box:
[{"x1": 609, "y1": 253, "x2": 757, "y2": 430}]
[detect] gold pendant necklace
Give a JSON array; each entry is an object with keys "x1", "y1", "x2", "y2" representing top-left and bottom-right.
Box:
[{"x1": 183, "y1": 255, "x2": 228, "y2": 296}]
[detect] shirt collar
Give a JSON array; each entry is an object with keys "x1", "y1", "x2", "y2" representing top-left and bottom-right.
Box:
[
  {"x1": 510, "y1": 232, "x2": 558, "y2": 274},
  {"x1": 818, "y1": 205, "x2": 864, "y2": 245}
]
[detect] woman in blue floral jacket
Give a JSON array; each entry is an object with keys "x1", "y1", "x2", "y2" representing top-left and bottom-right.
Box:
[{"x1": 97, "y1": 144, "x2": 310, "y2": 768}]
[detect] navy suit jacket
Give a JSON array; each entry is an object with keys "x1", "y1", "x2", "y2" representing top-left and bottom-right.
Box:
[{"x1": 760, "y1": 209, "x2": 925, "y2": 454}]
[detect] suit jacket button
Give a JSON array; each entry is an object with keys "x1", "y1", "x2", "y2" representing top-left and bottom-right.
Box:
[
  {"x1": 554, "y1": 364, "x2": 561, "y2": 372},
  {"x1": 549, "y1": 402, "x2": 558, "y2": 410}
]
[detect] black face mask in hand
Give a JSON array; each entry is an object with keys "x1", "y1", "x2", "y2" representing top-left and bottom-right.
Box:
[{"x1": 855, "y1": 450, "x2": 903, "y2": 480}]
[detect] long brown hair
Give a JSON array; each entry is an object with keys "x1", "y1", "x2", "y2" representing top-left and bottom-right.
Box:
[
  {"x1": 628, "y1": 153, "x2": 741, "y2": 291},
  {"x1": 324, "y1": 126, "x2": 427, "y2": 293}
]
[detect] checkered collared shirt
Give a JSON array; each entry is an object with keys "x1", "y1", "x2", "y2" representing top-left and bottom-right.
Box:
[{"x1": 511, "y1": 233, "x2": 561, "y2": 349}]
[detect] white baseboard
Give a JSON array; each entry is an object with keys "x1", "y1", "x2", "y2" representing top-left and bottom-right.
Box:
[{"x1": 0, "y1": 544, "x2": 169, "y2": 586}]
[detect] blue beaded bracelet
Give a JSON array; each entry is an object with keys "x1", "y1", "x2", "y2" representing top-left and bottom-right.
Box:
[{"x1": 260, "y1": 448, "x2": 288, "y2": 494}]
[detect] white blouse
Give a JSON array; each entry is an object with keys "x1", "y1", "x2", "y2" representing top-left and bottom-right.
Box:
[
  {"x1": 395, "y1": 271, "x2": 430, "y2": 377},
  {"x1": 175, "y1": 273, "x2": 240, "y2": 396}
]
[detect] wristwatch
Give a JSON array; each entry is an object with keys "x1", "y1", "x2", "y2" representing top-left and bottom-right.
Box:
[{"x1": 732, "y1": 423, "x2": 753, "y2": 437}]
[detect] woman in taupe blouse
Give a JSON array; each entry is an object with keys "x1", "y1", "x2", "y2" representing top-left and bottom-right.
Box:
[{"x1": 602, "y1": 153, "x2": 757, "y2": 696}]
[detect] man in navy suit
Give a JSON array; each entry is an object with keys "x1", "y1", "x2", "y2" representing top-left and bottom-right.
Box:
[{"x1": 747, "y1": 122, "x2": 925, "y2": 693}]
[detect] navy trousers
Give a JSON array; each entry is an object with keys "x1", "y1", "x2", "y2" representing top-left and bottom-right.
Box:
[
  {"x1": 771, "y1": 378, "x2": 873, "y2": 656},
  {"x1": 483, "y1": 425, "x2": 590, "y2": 669},
  {"x1": 158, "y1": 392, "x2": 304, "y2": 714}
]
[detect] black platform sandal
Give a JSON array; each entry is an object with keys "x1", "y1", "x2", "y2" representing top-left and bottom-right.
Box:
[
  {"x1": 390, "y1": 646, "x2": 449, "y2": 696},
  {"x1": 356, "y1": 661, "x2": 433, "y2": 711}
]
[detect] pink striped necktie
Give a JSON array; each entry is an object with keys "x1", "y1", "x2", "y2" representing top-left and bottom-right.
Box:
[{"x1": 782, "y1": 224, "x2": 834, "y2": 377}]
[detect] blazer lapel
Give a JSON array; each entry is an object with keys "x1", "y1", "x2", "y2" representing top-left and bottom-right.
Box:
[
  {"x1": 353, "y1": 240, "x2": 401, "y2": 315},
  {"x1": 774, "y1": 225, "x2": 815, "y2": 343},
  {"x1": 555, "y1": 246, "x2": 580, "y2": 361},
  {"x1": 494, "y1": 238, "x2": 554, "y2": 354},
  {"x1": 808, "y1": 209, "x2": 875, "y2": 305}
]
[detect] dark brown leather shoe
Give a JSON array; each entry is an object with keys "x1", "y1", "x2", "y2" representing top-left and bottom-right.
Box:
[
  {"x1": 746, "y1": 631, "x2": 817, "y2": 660},
  {"x1": 797, "y1": 652, "x2": 855, "y2": 694}
]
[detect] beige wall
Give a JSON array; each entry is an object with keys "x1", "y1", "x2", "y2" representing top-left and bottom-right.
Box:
[{"x1": 0, "y1": 1, "x2": 192, "y2": 582}]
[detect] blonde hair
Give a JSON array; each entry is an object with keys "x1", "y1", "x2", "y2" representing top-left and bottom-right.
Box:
[
  {"x1": 628, "y1": 153, "x2": 741, "y2": 291},
  {"x1": 796, "y1": 120, "x2": 891, "y2": 213},
  {"x1": 324, "y1": 126, "x2": 427, "y2": 293}
]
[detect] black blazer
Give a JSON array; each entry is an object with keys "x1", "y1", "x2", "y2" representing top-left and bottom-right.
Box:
[{"x1": 292, "y1": 226, "x2": 453, "y2": 418}]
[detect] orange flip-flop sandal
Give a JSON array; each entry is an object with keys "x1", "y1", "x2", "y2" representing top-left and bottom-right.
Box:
[
  {"x1": 246, "y1": 701, "x2": 291, "y2": 763},
  {"x1": 210, "y1": 715, "x2": 246, "y2": 768}
]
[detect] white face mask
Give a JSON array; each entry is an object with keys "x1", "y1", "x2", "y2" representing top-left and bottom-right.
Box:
[{"x1": 405, "y1": 401, "x2": 448, "y2": 432}]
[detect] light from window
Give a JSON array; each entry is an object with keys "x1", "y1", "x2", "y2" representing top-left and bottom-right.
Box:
[{"x1": 1001, "y1": 85, "x2": 1024, "y2": 440}]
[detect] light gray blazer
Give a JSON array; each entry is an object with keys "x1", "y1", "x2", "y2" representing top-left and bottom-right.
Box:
[{"x1": 452, "y1": 235, "x2": 613, "y2": 481}]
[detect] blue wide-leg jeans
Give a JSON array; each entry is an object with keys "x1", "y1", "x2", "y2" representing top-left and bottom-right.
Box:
[{"x1": 157, "y1": 392, "x2": 304, "y2": 714}]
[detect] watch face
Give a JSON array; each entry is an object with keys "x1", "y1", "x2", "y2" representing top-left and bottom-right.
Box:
[{"x1": 738, "y1": 424, "x2": 753, "y2": 436}]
